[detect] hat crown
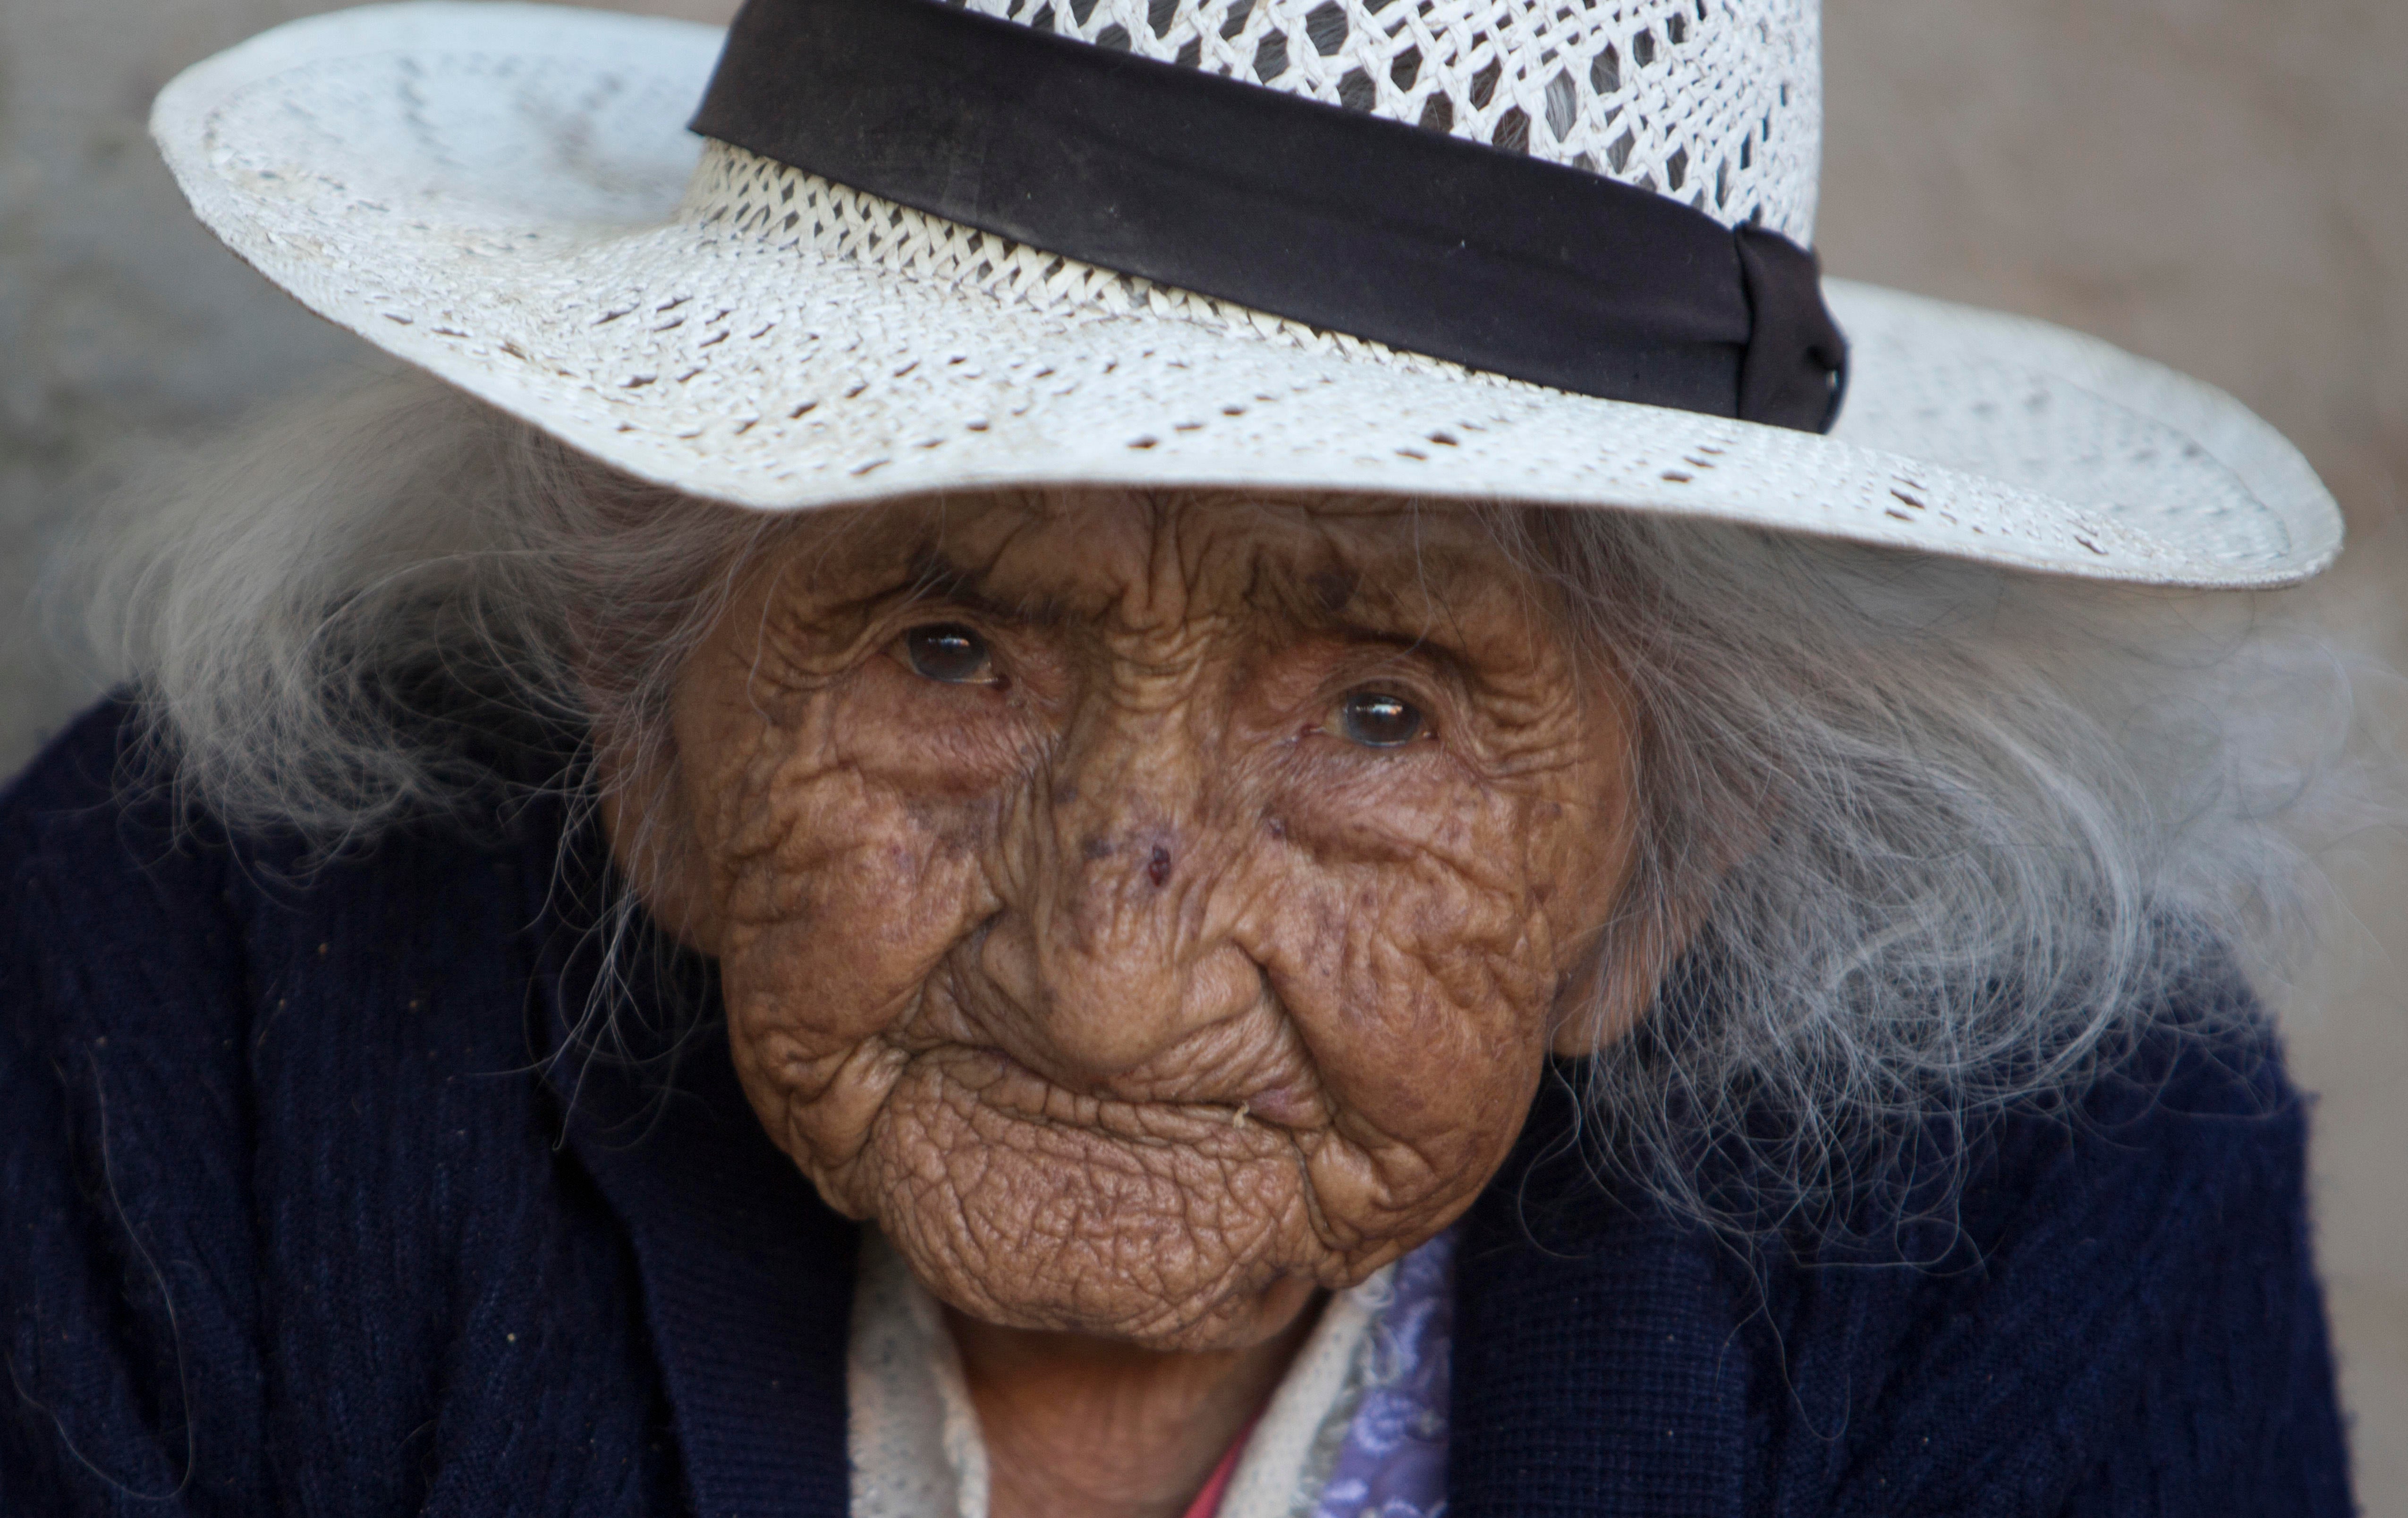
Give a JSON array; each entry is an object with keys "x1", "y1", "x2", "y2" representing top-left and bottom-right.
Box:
[{"x1": 961, "y1": 0, "x2": 1823, "y2": 244}]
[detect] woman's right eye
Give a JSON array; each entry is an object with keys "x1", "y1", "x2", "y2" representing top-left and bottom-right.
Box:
[
  {"x1": 1331, "y1": 689, "x2": 1430, "y2": 748},
  {"x1": 903, "y1": 623, "x2": 997, "y2": 685}
]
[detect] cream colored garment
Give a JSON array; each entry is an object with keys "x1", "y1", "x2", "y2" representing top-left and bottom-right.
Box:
[{"x1": 845, "y1": 1231, "x2": 1394, "y2": 1518}]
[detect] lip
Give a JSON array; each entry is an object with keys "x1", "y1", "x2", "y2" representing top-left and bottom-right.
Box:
[
  {"x1": 907, "y1": 957, "x2": 1328, "y2": 1127},
  {"x1": 915, "y1": 1042, "x2": 1312, "y2": 1148}
]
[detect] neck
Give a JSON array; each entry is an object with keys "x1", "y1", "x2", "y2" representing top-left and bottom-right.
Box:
[{"x1": 946, "y1": 1283, "x2": 1324, "y2": 1518}]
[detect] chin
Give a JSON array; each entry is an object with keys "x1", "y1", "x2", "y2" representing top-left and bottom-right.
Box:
[{"x1": 938, "y1": 1255, "x2": 1329, "y2": 1355}]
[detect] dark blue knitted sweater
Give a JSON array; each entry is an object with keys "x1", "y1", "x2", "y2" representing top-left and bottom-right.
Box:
[{"x1": 0, "y1": 702, "x2": 2353, "y2": 1516}]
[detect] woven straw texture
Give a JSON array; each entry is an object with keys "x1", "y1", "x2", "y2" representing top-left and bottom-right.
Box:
[
  {"x1": 950, "y1": 0, "x2": 1822, "y2": 243},
  {"x1": 149, "y1": 1, "x2": 2342, "y2": 588}
]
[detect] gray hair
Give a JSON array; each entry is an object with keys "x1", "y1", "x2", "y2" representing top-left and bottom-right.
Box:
[{"x1": 57, "y1": 368, "x2": 2388, "y2": 1232}]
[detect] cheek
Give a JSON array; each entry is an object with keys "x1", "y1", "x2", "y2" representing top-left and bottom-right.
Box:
[
  {"x1": 679, "y1": 686, "x2": 1007, "y2": 1053},
  {"x1": 824, "y1": 652, "x2": 1044, "y2": 798},
  {"x1": 1244, "y1": 760, "x2": 1564, "y2": 1172}
]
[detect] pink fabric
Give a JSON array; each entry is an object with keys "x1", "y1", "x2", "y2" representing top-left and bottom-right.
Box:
[{"x1": 1180, "y1": 1411, "x2": 1261, "y2": 1518}]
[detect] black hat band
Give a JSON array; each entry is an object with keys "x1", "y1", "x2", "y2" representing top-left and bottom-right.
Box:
[{"x1": 692, "y1": 0, "x2": 1849, "y2": 431}]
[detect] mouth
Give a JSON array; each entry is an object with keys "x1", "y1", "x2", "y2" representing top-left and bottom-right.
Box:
[
  {"x1": 914, "y1": 1043, "x2": 1315, "y2": 1153},
  {"x1": 835, "y1": 1041, "x2": 1342, "y2": 1343},
  {"x1": 892, "y1": 965, "x2": 1331, "y2": 1134}
]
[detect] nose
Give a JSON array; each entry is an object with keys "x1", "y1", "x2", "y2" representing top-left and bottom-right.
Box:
[{"x1": 976, "y1": 701, "x2": 1260, "y2": 1086}]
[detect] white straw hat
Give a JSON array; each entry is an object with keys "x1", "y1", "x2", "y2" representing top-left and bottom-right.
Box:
[{"x1": 151, "y1": 0, "x2": 2341, "y2": 588}]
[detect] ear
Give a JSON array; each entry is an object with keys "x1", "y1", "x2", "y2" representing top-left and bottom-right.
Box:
[
  {"x1": 593, "y1": 728, "x2": 726, "y2": 959},
  {"x1": 1549, "y1": 893, "x2": 1706, "y2": 1058},
  {"x1": 1549, "y1": 752, "x2": 1782, "y2": 1059}
]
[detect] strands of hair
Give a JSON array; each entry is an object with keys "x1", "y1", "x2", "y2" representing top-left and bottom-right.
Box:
[
  {"x1": 52, "y1": 367, "x2": 2395, "y2": 1236},
  {"x1": 1484, "y1": 507, "x2": 2375, "y2": 1236}
]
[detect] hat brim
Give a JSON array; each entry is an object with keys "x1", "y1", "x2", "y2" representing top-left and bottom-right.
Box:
[{"x1": 152, "y1": 1, "x2": 2341, "y2": 589}]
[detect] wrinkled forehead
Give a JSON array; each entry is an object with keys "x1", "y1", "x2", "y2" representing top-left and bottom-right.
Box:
[{"x1": 771, "y1": 489, "x2": 1546, "y2": 634}]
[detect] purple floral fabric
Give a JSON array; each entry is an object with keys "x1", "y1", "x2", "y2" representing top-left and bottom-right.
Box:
[{"x1": 1312, "y1": 1228, "x2": 1455, "y2": 1518}]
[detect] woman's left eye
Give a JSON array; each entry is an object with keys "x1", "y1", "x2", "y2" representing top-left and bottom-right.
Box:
[
  {"x1": 903, "y1": 623, "x2": 998, "y2": 685},
  {"x1": 1331, "y1": 689, "x2": 1430, "y2": 748}
]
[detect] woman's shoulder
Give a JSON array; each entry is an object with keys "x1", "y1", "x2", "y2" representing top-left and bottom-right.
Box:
[
  {"x1": 0, "y1": 699, "x2": 684, "y2": 1518},
  {"x1": 1450, "y1": 987, "x2": 2348, "y2": 1517},
  {"x1": 0, "y1": 699, "x2": 252, "y2": 1050},
  {"x1": 1756, "y1": 1002, "x2": 2346, "y2": 1514},
  {"x1": 0, "y1": 694, "x2": 564, "y2": 1012},
  {"x1": 0, "y1": 696, "x2": 584, "y2": 1137},
  {"x1": 1747, "y1": 1009, "x2": 2346, "y2": 1514}
]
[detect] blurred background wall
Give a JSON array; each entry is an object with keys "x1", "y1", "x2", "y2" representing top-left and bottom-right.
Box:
[{"x1": 3, "y1": 0, "x2": 2402, "y2": 1502}]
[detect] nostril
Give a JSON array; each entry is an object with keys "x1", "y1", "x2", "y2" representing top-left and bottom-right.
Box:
[{"x1": 1145, "y1": 845, "x2": 1172, "y2": 888}]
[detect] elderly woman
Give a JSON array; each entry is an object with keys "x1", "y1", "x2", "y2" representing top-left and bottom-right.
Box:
[{"x1": 0, "y1": 0, "x2": 2372, "y2": 1514}]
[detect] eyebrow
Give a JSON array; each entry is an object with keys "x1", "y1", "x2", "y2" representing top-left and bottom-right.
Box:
[
  {"x1": 1273, "y1": 554, "x2": 1483, "y2": 661},
  {"x1": 885, "y1": 548, "x2": 1069, "y2": 625},
  {"x1": 867, "y1": 540, "x2": 1484, "y2": 670},
  {"x1": 1326, "y1": 622, "x2": 1476, "y2": 690}
]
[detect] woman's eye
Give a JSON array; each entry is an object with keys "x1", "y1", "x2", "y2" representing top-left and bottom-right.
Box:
[
  {"x1": 903, "y1": 624, "x2": 996, "y2": 685},
  {"x1": 1334, "y1": 690, "x2": 1429, "y2": 748}
]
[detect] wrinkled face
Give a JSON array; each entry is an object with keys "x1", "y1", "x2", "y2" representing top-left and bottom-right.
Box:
[{"x1": 611, "y1": 491, "x2": 1638, "y2": 1351}]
